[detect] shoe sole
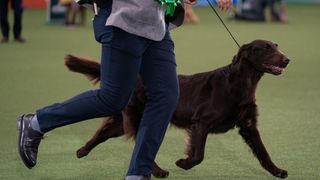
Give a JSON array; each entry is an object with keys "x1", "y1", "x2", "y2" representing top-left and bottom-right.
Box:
[{"x1": 17, "y1": 115, "x2": 35, "y2": 169}]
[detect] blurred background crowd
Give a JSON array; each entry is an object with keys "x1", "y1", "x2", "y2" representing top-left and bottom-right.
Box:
[{"x1": 0, "y1": 0, "x2": 294, "y2": 43}]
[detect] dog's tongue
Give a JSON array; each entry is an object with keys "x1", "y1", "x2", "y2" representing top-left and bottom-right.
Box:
[
  {"x1": 264, "y1": 64, "x2": 285, "y2": 74},
  {"x1": 272, "y1": 66, "x2": 284, "y2": 74}
]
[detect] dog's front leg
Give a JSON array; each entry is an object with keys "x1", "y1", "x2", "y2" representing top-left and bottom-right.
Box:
[
  {"x1": 176, "y1": 123, "x2": 209, "y2": 170},
  {"x1": 152, "y1": 162, "x2": 170, "y2": 178},
  {"x1": 238, "y1": 124, "x2": 288, "y2": 178}
]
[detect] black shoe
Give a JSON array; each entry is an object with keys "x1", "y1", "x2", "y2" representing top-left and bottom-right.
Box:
[
  {"x1": 17, "y1": 113, "x2": 43, "y2": 169},
  {"x1": 14, "y1": 37, "x2": 26, "y2": 43},
  {"x1": 1, "y1": 37, "x2": 9, "y2": 43}
]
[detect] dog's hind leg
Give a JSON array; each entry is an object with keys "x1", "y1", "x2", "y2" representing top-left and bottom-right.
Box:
[
  {"x1": 76, "y1": 114, "x2": 124, "y2": 158},
  {"x1": 238, "y1": 125, "x2": 288, "y2": 178},
  {"x1": 175, "y1": 123, "x2": 209, "y2": 170}
]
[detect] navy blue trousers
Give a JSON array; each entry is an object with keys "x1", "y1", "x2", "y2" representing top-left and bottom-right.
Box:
[
  {"x1": 0, "y1": 0, "x2": 23, "y2": 38},
  {"x1": 36, "y1": 1, "x2": 179, "y2": 176}
]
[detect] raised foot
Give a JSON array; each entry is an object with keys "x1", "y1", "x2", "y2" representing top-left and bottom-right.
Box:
[
  {"x1": 273, "y1": 169, "x2": 288, "y2": 179},
  {"x1": 17, "y1": 113, "x2": 43, "y2": 169},
  {"x1": 175, "y1": 159, "x2": 194, "y2": 170},
  {"x1": 76, "y1": 146, "x2": 90, "y2": 158}
]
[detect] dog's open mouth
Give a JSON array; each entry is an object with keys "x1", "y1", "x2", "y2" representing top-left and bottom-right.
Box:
[{"x1": 263, "y1": 64, "x2": 286, "y2": 75}]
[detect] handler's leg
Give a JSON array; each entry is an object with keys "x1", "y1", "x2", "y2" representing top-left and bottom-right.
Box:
[
  {"x1": 36, "y1": 5, "x2": 150, "y2": 132},
  {"x1": 17, "y1": 4, "x2": 149, "y2": 169},
  {"x1": 126, "y1": 32, "x2": 179, "y2": 176},
  {"x1": 36, "y1": 33, "x2": 144, "y2": 132}
]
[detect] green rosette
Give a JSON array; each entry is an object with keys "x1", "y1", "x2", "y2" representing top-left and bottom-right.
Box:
[{"x1": 157, "y1": 0, "x2": 181, "y2": 16}]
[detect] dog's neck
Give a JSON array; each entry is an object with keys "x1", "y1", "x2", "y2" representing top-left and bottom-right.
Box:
[{"x1": 228, "y1": 57, "x2": 264, "y2": 104}]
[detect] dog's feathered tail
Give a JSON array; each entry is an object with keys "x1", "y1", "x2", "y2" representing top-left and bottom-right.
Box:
[{"x1": 64, "y1": 55, "x2": 101, "y2": 84}]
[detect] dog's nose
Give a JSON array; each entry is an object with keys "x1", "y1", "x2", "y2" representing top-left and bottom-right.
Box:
[{"x1": 283, "y1": 58, "x2": 290, "y2": 64}]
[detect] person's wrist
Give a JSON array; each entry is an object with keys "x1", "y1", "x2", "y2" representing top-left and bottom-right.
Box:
[{"x1": 185, "y1": 0, "x2": 197, "y2": 5}]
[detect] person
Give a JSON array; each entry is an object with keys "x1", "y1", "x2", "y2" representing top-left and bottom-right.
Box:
[
  {"x1": 60, "y1": 0, "x2": 86, "y2": 26},
  {"x1": 271, "y1": 0, "x2": 287, "y2": 22},
  {"x1": 17, "y1": 0, "x2": 232, "y2": 179},
  {"x1": 232, "y1": 0, "x2": 287, "y2": 22},
  {"x1": 0, "y1": 0, "x2": 25, "y2": 43}
]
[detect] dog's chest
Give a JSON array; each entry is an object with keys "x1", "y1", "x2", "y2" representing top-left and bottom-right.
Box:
[
  {"x1": 208, "y1": 109, "x2": 238, "y2": 133},
  {"x1": 210, "y1": 121, "x2": 237, "y2": 133},
  {"x1": 208, "y1": 102, "x2": 256, "y2": 133}
]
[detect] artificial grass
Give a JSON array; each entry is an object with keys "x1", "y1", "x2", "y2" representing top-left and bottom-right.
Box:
[{"x1": 0, "y1": 4, "x2": 319, "y2": 180}]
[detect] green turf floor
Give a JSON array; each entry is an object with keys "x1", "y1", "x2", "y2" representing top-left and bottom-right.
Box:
[{"x1": 0, "y1": 4, "x2": 319, "y2": 180}]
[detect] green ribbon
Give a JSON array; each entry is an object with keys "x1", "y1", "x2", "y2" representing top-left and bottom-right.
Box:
[{"x1": 157, "y1": 0, "x2": 181, "y2": 17}]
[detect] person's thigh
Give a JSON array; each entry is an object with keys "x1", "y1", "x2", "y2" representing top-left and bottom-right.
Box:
[
  {"x1": 140, "y1": 32, "x2": 178, "y2": 96},
  {"x1": 11, "y1": 0, "x2": 23, "y2": 11},
  {"x1": 98, "y1": 31, "x2": 146, "y2": 111},
  {"x1": 0, "y1": 0, "x2": 9, "y2": 17},
  {"x1": 93, "y1": 4, "x2": 150, "y2": 110}
]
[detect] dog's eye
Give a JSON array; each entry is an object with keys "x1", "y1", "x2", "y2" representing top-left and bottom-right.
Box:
[
  {"x1": 265, "y1": 44, "x2": 272, "y2": 49},
  {"x1": 253, "y1": 47, "x2": 263, "y2": 53}
]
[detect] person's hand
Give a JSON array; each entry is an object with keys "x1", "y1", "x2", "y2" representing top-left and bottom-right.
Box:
[
  {"x1": 185, "y1": 0, "x2": 197, "y2": 5},
  {"x1": 216, "y1": 0, "x2": 232, "y2": 11}
]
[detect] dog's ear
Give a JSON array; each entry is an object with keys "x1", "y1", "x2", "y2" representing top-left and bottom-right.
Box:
[
  {"x1": 238, "y1": 43, "x2": 252, "y2": 59},
  {"x1": 232, "y1": 43, "x2": 252, "y2": 64}
]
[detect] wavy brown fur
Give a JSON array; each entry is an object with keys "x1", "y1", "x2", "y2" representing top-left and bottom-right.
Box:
[
  {"x1": 65, "y1": 54, "x2": 101, "y2": 84},
  {"x1": 66, "y1": 40, "x2": 290, "y2": 179}
]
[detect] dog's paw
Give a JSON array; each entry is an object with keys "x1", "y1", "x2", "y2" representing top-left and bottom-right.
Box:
[
  {"x1": 152, "y1": 169, "x2": 169, "y2": 178},
  {"x1": 76, "y1": 147, "x2": 90, "y2": 158},
  {"x1": 175, "y1": 159, "x2": 193, "y2": 170},
  {"x1": 273, "y1": 169, "x2": 288, "y2": 179}
]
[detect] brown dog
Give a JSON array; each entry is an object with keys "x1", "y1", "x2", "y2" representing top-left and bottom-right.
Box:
[{"x1": 65, "y1": 40, "x2": 290, "y2": 178}]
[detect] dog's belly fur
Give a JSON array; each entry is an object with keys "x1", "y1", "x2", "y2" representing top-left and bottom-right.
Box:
[{"x1": 171, "y1": 108, "x2": 239, "y2": 134}]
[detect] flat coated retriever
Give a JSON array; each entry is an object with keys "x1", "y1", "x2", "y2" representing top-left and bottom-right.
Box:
[{"x1": 65, "y1": 40, "x2": 290, "y2": 178}]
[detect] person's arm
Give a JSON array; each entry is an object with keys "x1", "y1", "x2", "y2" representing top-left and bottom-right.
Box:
[{"x1": 185, "y1": 0, "x2": 232, "y2": 11}]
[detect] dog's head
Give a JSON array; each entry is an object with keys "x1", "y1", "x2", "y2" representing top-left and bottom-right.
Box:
[{"x1": 233, "y1": 40, "x2": 290, "y2": 75}]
